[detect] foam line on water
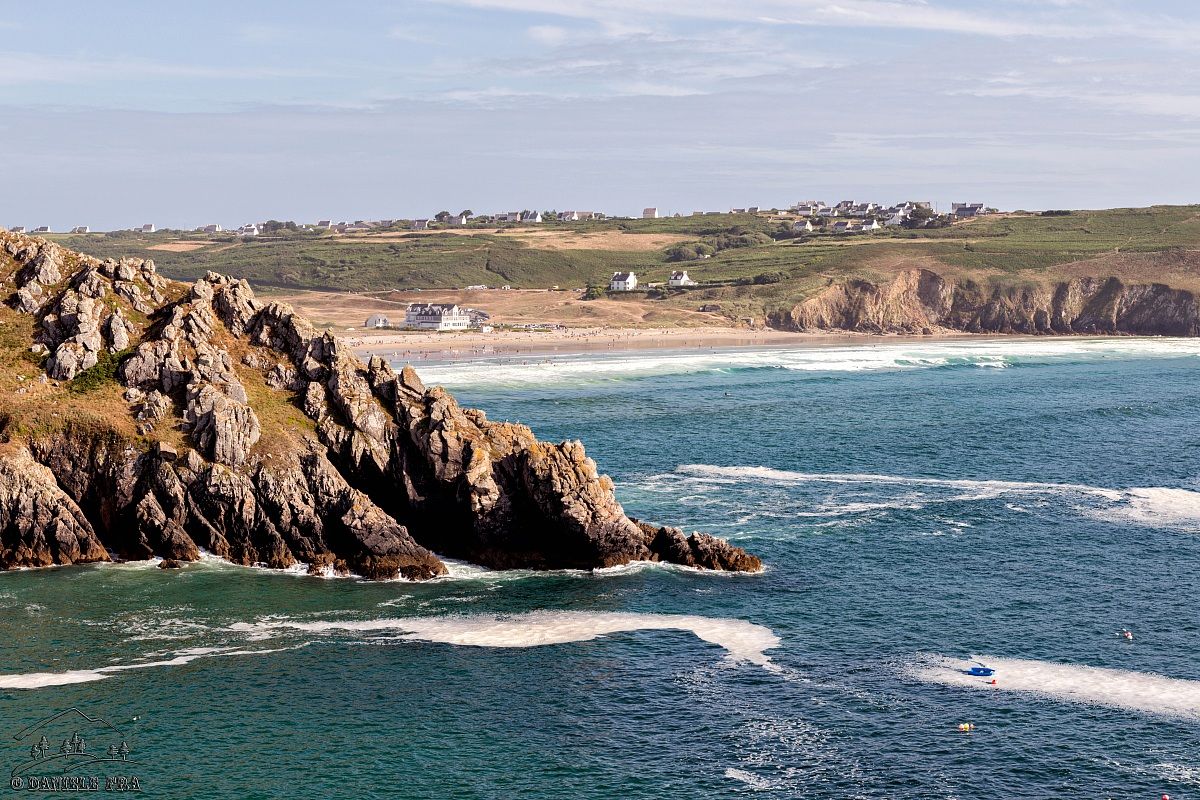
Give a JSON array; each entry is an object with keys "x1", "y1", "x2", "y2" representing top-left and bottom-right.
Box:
[
  {"x1": 0, "y1": 646, "x2": 296, "y2": 690},
  {"x1": 229, "y1": 610, "x2": 780, "y2": 667},
  {"x1": 676, "y1": 465, "x2": 1200, "y2": 530},
  {"x1": 412, "y1": 337, "x2": 1200, "y2": 388},
  {"x1": 912, "y1": 654, "x2": 1200, "y2": 719}
]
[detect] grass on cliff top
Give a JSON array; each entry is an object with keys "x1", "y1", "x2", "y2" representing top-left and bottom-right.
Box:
[
  {"x1": 51, "y1": 206, "x2": 1200, "y2": 295},
  {"x1": 44, "y1": 205, "x2": 1200, "y2": 326}
]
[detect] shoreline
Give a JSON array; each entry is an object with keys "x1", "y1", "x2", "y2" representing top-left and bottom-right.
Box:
[{"x1": 348, "y1": 326, "x2": 1006, "y2": 364}]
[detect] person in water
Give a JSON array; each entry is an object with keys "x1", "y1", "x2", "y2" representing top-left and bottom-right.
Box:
[{"x1": 1121, "y1": 629, "x2": 1134, "y2": 641}]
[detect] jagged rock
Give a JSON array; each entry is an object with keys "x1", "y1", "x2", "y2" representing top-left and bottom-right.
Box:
[
  {"x1": 771, "y1": 268, "x2": 1200, "y2": 336},
  {"x1": 265, "y1": 362, "x2": 298, "y2": 391},
  {"x1": 135, "y1": 390, "x2": 171, "y2": 422},
  {"x1": 0, "y1": 448, "x2": 109, "y2": 568},
  {"x1": 47, "y1": 342, "x2": 96, "y2": 381},
  {"x1": 158, "y1": 558, "x2": 183, "y2": 569},
  {"x1": 16, "y1": 245, "x2": 62, "y2": 287},
  {"x1": 105, "y1": 309, "x2": 131, "y2": 351},
  {"x1": 636, "y1": 521, "x2": 763, "y2": 572},
  {"x1": 15, "y1": 285, "x2": 43, "y2": 313},
  {"x1": 0, "y1": 228, "x2": 760, "y2": 578},
  {"x1": 186, "y1": 383, "x2": 261, "y2": 467}
]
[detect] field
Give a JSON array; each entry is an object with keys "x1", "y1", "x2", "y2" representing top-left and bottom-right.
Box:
[{"x1": 46, "y1": 206, "x2": 1200, "y2": 327}]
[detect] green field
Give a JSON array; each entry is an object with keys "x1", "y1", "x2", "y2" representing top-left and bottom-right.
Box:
[{"x1": 47, "y1": 206, "x2": 1200, "y2": 316}]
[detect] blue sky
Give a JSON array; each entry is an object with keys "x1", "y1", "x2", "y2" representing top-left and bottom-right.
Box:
[{"x1": 2, "y1": 0, "x2": 1198, "y2": 230}]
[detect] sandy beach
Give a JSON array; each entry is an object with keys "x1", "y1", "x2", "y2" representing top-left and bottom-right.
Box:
[{"x1": 345, "y1": 325, "x2": 990, "y2": 363}]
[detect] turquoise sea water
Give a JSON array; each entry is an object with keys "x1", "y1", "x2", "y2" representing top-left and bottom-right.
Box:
[{"x1": 3, "y1": 337, "x2": 1200, "y2": 798}]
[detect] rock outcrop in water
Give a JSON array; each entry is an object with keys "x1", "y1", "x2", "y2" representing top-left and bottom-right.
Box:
[
  {"x1": 0, "y1": 231, "x2": 760, "y2": 578},
  {"x1": 769, "y1": 268, "x2": 1200, "y2": 335}
]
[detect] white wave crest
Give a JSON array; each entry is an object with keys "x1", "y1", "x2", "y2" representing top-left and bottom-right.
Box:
[
  {"x1": 675, "y1": 465, "x2": 1200, "y2": 530},
  {"x1": 912, "y1": 654, "x2": 1200, "y2": 719},
  {"x1": 229, "y1": 610, "x2": 780, "y2": 667},
  {"x1": 0, "y1": 646, "x2": 295, "y2": 690},
  {"x1": 412, "y1": 337, "x2": 1200, "y2": 388}
]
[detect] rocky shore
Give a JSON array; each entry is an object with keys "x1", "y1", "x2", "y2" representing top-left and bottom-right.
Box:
[
  {"x1": 769, "y1": 268, "x2": 1200, "y2": 335},
  {"x1": 0, "y1": 231, "x2": 760, "y2": 579}
]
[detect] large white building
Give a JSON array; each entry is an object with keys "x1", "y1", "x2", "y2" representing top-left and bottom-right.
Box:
[
  {"x1": 668, "y1": 270, "x2": 696, "y2": 287},
  {"x1": 404, "y1": 303, "x2": 471, "y2": 331},
  {"x1": 609, "y1": 271, "x2": 638, "y2": 291},
  {"x1": 642, "y1": 207, "x2": 659, "y2": 219}
]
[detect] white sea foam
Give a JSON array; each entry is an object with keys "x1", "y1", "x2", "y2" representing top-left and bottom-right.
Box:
[
  {"x1": 229, "y1": 610, "x2": 780, "y2": 667},
  {"x1": 675, "y1": 464, "x2": 1200, "y2": 531},
  {"x1": 912, "y1": 654, "x2": 1200, "y2": 719},
  {"x1": 0, "y1": 646, "x2": 295, "y2": 690},
  {"x1": 1103, "y1": 487, "x2": 1200, "y2": 530},
  {"x1": 724, "y1": 767, "x2": 779, "y2": 790},
  {"x1": 414, "y1": 337, "x2": 1200, "y2": 388}
]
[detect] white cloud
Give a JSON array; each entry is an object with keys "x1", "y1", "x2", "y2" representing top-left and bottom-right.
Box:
[
  {"x1": 436, "y1": 0, "x2": 1199, "y2": 43},
  {"x1": 387, "y1": 25, "x2": 433, "y2": 43},
  {"x1": 526, "y1": 24, "x2": 569, "y2": 45},
  {"x1": 0, "y1": 53, "x2": 330, "y2": 85}
]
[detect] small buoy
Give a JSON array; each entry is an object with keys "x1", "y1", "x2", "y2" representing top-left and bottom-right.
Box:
[
  {"x1": 957, "y1": 722, "x2": 975, "y2": 732},
  {"x1": 989, "y1": 679, "x2": 997, "y2": 685}
]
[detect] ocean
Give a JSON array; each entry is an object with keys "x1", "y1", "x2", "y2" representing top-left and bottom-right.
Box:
[{"x1": 2, "y1": 337, "x2": 1200, "y2": 798}]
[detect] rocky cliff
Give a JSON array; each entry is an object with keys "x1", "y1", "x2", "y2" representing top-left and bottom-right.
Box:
[
  {"x1": 0, "y1": 231, "x2": 760, "y2": 578},
  {"x1": 769, "y1": 268, "x2": 1200, "y2": 336}
]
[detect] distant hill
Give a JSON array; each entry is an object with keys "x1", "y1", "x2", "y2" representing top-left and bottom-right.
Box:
[{"x1": 46, "y1": 206, "x2": 1200, "y2": 328}]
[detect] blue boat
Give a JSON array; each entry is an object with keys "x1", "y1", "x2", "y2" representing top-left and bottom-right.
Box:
[{"x1": 967, "y1": 666, "x2": 995, "y2": 677}]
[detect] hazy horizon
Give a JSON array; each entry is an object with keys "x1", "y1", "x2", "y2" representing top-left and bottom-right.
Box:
[{"x1": 2, "y1": 0, "x2": 1198, "y2": 230}]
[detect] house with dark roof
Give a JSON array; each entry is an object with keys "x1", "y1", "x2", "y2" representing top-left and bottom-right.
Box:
[
  {"x1": 609, "y1": 271, "x2": 638, "y2": 291},
  {"x1": 404, "y1": 303, "x2": 471, "y2": 331}
]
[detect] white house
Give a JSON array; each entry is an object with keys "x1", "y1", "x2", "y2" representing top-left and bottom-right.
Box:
[
  {"x1": 642, "y1": 207, "x2": 659, "y2": 219},
  {"x1": 448, "y1": 213, "x2": 469, "y2": 225},
  {"x1": 364, "y1": 314, "x2": 391, "y2": 329},
  {"x1": 884, "y1": 213, "x2": 907, "y2": 227},
  {"x1": 832, "y1": 221, "x2": 853, "y2": 234},
  {"x1": 33, "y1": 226, "x2": 51, "y2": 233},
  {"x1": 860, "y1": 219, "x2": 881, "y2": 231},
  {"x1": 668, "y1": 270, "x2": 696, "y2": 287},
  {"x1": 609, "y1": 271, "x2": 638, "y2": 291},
  {"x1": 411, "y1": 219, "x2": 430, "y2": 230},
  {"x1": 10, "y1": 226, "x2": 26, "y2": 234},
  {"x1": 404, "y1": 303, "x2": 471, "y2": 331},
  {"x1": 237, "y1": 224, "x2": 260, "y2": 236},
  {"x1": 141, "y1": 224, "x2": 156, "y2": 233},
  {"x1": 793, "y1": 220, "x2": 814, "y2": 232},
  {"x1": 202, "y1": 224, "x2": 222, "y2": 233},
  {"x1": 817, "y1": 207, "x2": 839, "y2": 217},
  {"x1": 70, "y1": 226, "x2": 90, "y2": 234},
  {"x1": 521, "y1": 211, "x2": 543, "y2": 223},
  {"x1": 497, "y1": 211, "x2": 522, "y2": 223}
]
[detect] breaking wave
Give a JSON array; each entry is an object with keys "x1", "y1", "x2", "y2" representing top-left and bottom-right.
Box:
[
  {"x1": 229, "y1": 610, "x2": 780, "y2": 668},
  {"x1": 0, "y1": 646, "x2": 297, "y2": 690},
  {"x1": 672, "y1": 465, "x2": 1200, "y2": 531},
  {"x1": 413, "y1": 338, "x2": 1200, "y2": 388}
]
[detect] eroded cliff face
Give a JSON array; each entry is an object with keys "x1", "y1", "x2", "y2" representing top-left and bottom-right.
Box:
[
  {"x1": 0, "y1": 232, "x2": 760, "y2": 578},
  {"x1": 769, "y1": 269, "x2": 1200, "y2": 336}
]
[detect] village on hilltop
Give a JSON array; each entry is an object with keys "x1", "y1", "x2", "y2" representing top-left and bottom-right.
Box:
[
  {"x1": 6, "y1": 198, "x2": 999, "y2": 335},
  {"x1": 8, "y1": 198, "x2": 995, "y2": 239}
]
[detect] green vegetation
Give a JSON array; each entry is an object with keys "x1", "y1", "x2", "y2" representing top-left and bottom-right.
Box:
[
  {"x1": 68, "y1": 348, "x2": 131, "y2": 394},
  {"x1": 47, "y1": 206, "x2": 1200, "y2": 310}
]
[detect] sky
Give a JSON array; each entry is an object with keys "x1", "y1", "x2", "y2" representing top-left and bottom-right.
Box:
[{"x1": 1, "y1": 0, "x2": 1198, "y2": 230}]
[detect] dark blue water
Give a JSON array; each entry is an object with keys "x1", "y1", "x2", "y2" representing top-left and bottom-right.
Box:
[{"x1": 2, "y1": 339, "x2": 1199, "y2": 798}]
